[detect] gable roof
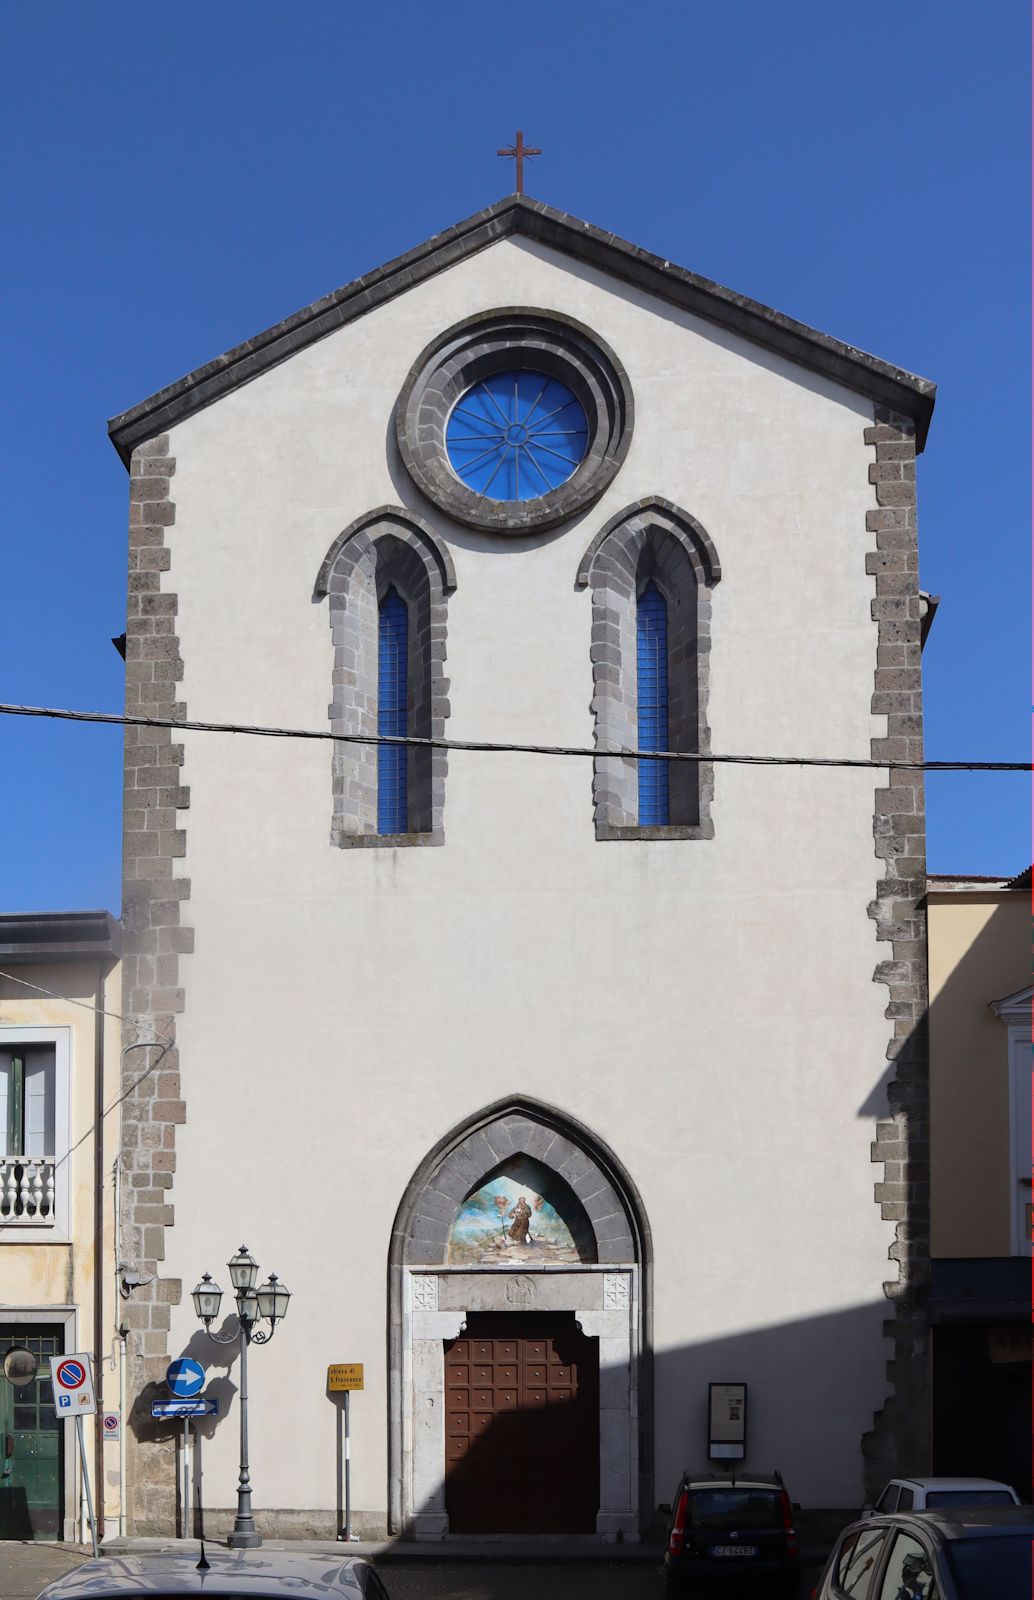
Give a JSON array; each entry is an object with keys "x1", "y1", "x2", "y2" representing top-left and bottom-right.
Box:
[{"x1": 108, "y1": 194, "x2": 936, "y2": 467}]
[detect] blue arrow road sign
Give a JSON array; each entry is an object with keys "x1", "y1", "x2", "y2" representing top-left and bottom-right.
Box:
[
  {"x1": 151, "y1": 1398, "x2": 218, "y2": 1419},
  {"x1": 165, "y1": 1357, "x2": 205, "y2": 1398}
]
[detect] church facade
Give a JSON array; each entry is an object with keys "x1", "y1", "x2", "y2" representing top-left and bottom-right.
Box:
[{"x1": 110, "y1": 196, "x2": 935, "y2": 1538}]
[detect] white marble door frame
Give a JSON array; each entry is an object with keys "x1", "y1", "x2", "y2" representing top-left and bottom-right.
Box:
[{"x1": 402, "y1": 1265, "x2": 639, "y2": 1541}]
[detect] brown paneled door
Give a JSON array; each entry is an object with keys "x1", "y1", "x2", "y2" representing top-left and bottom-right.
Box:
[{"x1": 444, "y1": 1312, "x2": 599, "y2": 1534}]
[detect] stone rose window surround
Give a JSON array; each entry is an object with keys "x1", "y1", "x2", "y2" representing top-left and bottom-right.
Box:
[{"x1": 396, "y1": 308, "x2": 634, "y2": 534}]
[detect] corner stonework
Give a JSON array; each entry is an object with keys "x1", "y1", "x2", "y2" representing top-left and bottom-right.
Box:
[
  {"x1": 862, "y1": 407, "x2": 931, "y2": 1493},
  {"x1": 120, "y1": 432, "x2": 192, "y2": 1535}
]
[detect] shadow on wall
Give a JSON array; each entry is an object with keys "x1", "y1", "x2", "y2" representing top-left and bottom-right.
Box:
[
  {"x1": 407, "y1": 1295, "x2": 906, "y2": 1544},
  {"x1": 129, "y1": 1298, "x2": 897, "y2": 1545},
  {"x1": 127, "y1": 1319, "x2": 240, "y2": 1536}
]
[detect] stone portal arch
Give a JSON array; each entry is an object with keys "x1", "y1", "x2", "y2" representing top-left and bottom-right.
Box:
[{"x1": 387, "y1": 1097, "x2": 653, "y2": 1541}]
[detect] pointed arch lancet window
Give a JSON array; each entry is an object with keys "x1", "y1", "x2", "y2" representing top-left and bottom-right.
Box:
[
  {"x1": 577, "y1": 499, "x2": 720, "y2": 840},
  {"x1": 637, "y1": 582, "x2": 669, "y2": 825},
  {"x1": 378, "y1": 587, "x2": 409, "y2": 834},
  {"x1": 319, "y1": 509, "x2": 454, "y2": 847}
]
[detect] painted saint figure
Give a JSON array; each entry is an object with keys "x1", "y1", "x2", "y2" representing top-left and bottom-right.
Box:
[{"x1": 507, "y1": 1195, "x2": 533, "y2": 1244}]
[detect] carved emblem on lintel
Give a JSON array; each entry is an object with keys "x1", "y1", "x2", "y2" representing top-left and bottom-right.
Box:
[
  {"x1": 411, "y1": 1274, "x2": 439, "y2": 1311},
  {"x1": 603, "y1": 1272, "x2": 630, "y2": 1310}
]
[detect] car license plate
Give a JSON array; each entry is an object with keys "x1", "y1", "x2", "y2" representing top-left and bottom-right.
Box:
[{"x1": 711, "y1": 1545, "x2": 757, "y2": 1557}]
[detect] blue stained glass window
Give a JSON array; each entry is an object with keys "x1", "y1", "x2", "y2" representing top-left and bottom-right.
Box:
[
  {"x1": 637, "y1": 582, "x2": 669, "y2": 825},
  {"x1": 377, "y1": 587, "x2": 408, "y2": 834},
  {"x1": 445, "y1": 370, "x2": 588, "y2": 501}
]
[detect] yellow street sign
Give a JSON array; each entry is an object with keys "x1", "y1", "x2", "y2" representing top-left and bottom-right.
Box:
[{"x1": 327, "y1": 1363, "x2": 364, "y2": 1392}]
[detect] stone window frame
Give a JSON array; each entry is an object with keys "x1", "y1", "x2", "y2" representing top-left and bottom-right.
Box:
[
  {"x1": 315, "y1": 506, "x2": 456, "y2": 848},
  {"x1": 0, "y1": 1025, "x2": 71, "y2": 1238},
  {"x1": 395, "y1": 308, "x2": 634, "y2": 535},
  {"x1": 576, "y1": 497, "x2": 721, "y2": 841}
]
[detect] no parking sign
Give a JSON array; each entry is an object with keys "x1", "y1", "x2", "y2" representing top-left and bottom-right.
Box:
[
  {"x1": 50, "y1": 1353, "x2": 100, "y2": 1556},
  {"x1": 51, "y1": 1354, "x2": 97, "y2": 1415},
  {"x1": 102, "y1": 1411, "x2": 120, "y2": 1440}
]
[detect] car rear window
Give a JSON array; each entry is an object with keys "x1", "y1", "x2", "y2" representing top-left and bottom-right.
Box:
[
  {"x1": 945, "y1": 1534, "x2": 1032, "y2": 1596},
  {"x1": 924, "y1": 1489, "x2": 1015, "y2": 1507},
  {"x1": 688, "y1": 1488, "x2": 783, "y2": 1531}
]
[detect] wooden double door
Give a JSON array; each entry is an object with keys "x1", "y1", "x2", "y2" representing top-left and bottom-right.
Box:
[{"x1": 444, "y1": 1312, "x2": 599, "y2": 1534}]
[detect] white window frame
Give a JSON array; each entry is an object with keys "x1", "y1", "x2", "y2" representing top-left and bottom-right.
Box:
[
  {"x1": 0, "y1": 1025, "x2": 71, "y2": 1238},
  {"x1": 991, "y1": 987, "x2": 1032, "y2": 1257}
]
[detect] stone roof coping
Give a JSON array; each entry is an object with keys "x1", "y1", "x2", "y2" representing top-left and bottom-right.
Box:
[
  {"x1": 926, "y1": 875, "x2": 1028, "y2": 893},
  {"x1": 108, "y1": 193, "x2": 937, "y2": 466}
]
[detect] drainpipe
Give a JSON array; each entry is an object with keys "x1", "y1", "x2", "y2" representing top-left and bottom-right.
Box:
[
  {"x1": 94, "y1": 961, "x2": 106, "y2": 1541},
  {"x1": 115, "y1": 1154, "x2": 127, "y2": 1537}
]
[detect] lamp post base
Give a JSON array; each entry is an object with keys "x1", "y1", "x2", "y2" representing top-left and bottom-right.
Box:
[{"x1": 227, "y1": 1528, "x2": 262, "y2": 1549}]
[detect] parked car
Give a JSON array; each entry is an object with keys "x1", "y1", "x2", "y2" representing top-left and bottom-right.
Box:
[
  {"x1": 813, "y1": 1504, "x2": 1034, "y2": 1599},
  {"x1": 865, "y1": 1474, "x2": 1020, "y2": 1515},
  {"x1": 34, "y1": 1549, "x2": 392, "y2": 1599},
  {"x1": 661, "y1": 1471, "x2": 801, "y2": 1595}
]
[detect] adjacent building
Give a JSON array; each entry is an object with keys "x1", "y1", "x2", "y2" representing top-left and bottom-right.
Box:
[
  {"x1": 108, "y1": 195, "x2": 937, "y2": 1538},
  {"x1": 927, "y1": 866, "x2": 1032, "y2": 1499},
  {"x1": 0, "y1": 911, "x2": 122, "y2": 1540}
]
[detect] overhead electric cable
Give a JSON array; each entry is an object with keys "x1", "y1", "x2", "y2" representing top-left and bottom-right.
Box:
[
  {"x1": 0, "y1": 700, "x2": 1027, "y2": 772},
  {"x1": 0, "y1": 969, "x2": 131, "y2": 1029}
]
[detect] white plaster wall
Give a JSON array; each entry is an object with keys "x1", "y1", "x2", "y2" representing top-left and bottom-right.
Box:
[{"x1": 152, "y1": 237, "x2": 893, "y2": 1516}]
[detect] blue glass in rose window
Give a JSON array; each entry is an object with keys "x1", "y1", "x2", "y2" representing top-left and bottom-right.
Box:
[{"x1": 446, "y1": 370, "x2": 588, "y2": 501}]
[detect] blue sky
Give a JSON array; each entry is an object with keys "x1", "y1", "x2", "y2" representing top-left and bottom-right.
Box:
[{"x1": 2, "y1": 1, "x2": 1029, "y2": 910}]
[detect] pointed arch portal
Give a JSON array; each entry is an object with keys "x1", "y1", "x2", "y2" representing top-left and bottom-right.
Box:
[{"x1": 388, "y1": 1098, "x2": 652, "y2": 1541}]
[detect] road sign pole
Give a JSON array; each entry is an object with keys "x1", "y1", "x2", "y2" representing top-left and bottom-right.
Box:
[
  {"x1": 75, "y1": 1414, "x2": 98, "y2": 1557},
  {"x1": 326, "y1": 1363, "x2": 362, "y2": 1543},
  {"x1": 344, "y1": 1391, "x2": 351, "y2": 1544},
  {"x1": 183, "y1": 1417, "x2": 191, "y2": 1540}
]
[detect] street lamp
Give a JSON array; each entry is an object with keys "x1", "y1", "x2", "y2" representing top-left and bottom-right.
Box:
[{"x1": 192, "y1": 1245, "x2": 290, "y2": 1549}]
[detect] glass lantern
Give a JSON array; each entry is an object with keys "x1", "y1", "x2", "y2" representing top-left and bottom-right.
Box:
[
  {"x1": 228, "y1": 1246, "x2": 259, "y2": 1292},
  {"x1": 192, "y1": 1273, "x2": 223, "y2": 1324},
  {"x1": 256, "y1": 1273, "x2": 291, "y2": 1326}
]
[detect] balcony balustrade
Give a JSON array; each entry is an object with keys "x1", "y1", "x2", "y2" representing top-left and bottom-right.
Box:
[{"x1": 0, "y1": 1157, "x2": 56, "y2": 1223}]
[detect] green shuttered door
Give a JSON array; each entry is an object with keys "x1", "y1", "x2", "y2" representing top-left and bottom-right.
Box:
[{"x1": 0, "y1": 1326, "x2": 63, "y2": 1540}]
